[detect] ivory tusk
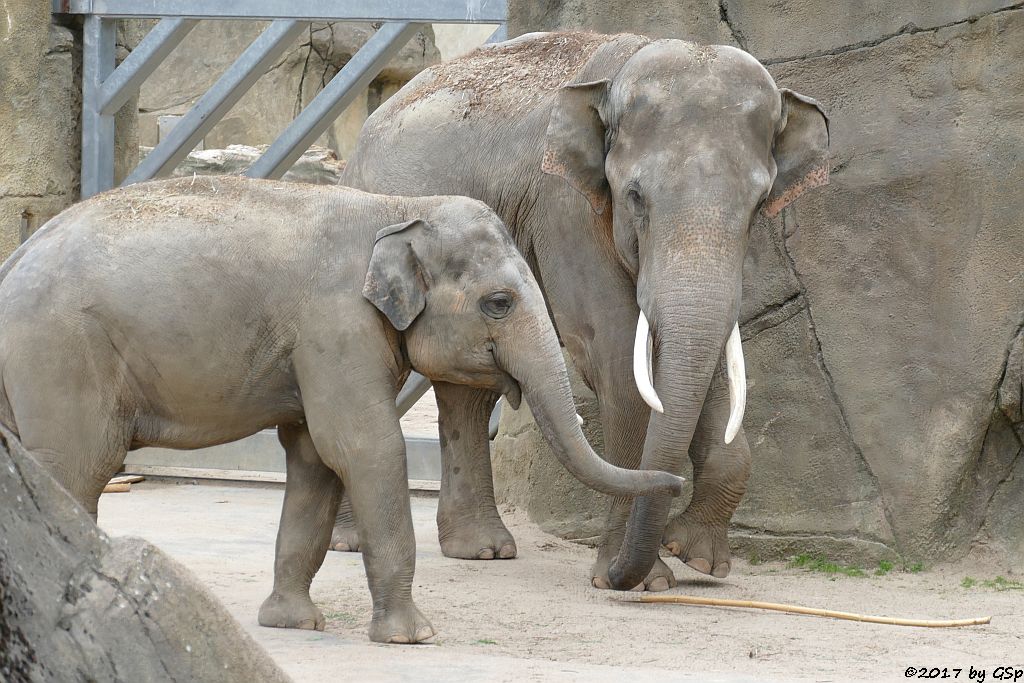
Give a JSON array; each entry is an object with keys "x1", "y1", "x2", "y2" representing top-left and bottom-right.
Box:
[
  {"x1": 724, "y1": 322, "x2": 746, "y2": 444},
  {"x1": 633, "y1": 311, "x2": 665, "y2": 414},
  {"x1": 577, "y1": 413, "x2": 585, "y2": 426}
]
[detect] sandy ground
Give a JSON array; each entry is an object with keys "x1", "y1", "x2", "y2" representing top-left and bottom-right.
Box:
[
  {"x1": 400, "y1": 388, "x2": 440, "y2": 438},
  {"x1": 99, "y1": 481, "x2": 1021, "y2": 683}
]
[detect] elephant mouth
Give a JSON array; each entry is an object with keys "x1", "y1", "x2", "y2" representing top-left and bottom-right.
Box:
[{"x1": 500, "y1": 375, "x2": 522, "y2": 410}]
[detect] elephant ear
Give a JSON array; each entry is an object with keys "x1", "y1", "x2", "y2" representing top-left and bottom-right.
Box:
[
  {"x1": 762, "y1": 89, "x2": 831, "y2": 218},
  {"x1": 541, "y1": 79, "x2": 612, "y2": 215},
  {"x1": 362, "y1": 219, "x2": 434, "y2": 331}
]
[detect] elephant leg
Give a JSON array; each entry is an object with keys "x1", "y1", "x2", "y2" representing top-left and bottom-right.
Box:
[
  {"x1": 587, "y1": 414, "x2": 677, "y2": 593},
  {"x1": 258, "y1": 421, "x2": 340, "y2": 631},
  {"x1": 328, "y1": 490, "x2": 361, "y2": 552},
  {"x1": 295, "y1": 353, "x2": 434, "y2": 644},
  {"x1": 662, "y1": 357, "x2": 751, "y2": 578},
  {"x1": 4, "y1": 345, "x2": 130, "y2": 520},
  {"x1": 567, "y1": 312, "x2": 676, "y2": 592},
  {"x1": 432, "y1": 381, "x2": 515, "y2": 560}
]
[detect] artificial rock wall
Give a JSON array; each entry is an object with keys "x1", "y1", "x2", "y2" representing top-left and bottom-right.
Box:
[
  {"x1": 0, "y1": 3, "x2": 140, "y2": 262},
  {"x1": 494, "y1": 1, "x2": 1024, "y2": 566}
]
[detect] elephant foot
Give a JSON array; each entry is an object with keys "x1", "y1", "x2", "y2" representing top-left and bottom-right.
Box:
[
  {"x1": 328, "y1": 522, "x2": 361, "y2": 553},
  {"x1": 438, "y1": 512, "x2": 516, "y2": 560},
  {"x1": 258, "y1": 591, "x2": 325, "y2": 631},
  {"x1": 369, "y1": 602, "x2": 436, "y2": 644},
  {"x1": 590, "y1": 554, "x2": 677, "y2": 592},
  {"x1": 663, "y1": 512, "x2": 732, "y2": 578}
]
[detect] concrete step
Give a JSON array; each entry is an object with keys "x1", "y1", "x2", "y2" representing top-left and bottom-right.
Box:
[{"x1": 124, "y1": 430, "x2": 442, "y2": 481}]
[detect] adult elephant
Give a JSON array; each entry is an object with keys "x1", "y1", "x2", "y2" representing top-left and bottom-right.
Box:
[{"x1": 338, "y1": 32, "x2": 830, "y2": 591}]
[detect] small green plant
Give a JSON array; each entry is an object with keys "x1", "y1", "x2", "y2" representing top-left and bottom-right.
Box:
[
  {"x1": 475, "y1": 638, "x2": 498, "y2": 645},
  {"x1": 748, "y1": 552, "x2": 762, "y2": 566},
  {"x1": 905, "y1": 562, "x2": 924, "y2": 573},
  {"x1": 962, "y1": 576, "x2": 1023, "y2": 591},
  {"x1": 875, "y1": 560, "x2": 894, "y2": 576},
  {"x1": 789, "y1": 553, "x2": 866, "y2": 578}
]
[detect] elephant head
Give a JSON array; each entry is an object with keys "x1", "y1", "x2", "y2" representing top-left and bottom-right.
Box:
[
  {"x1": 362, "y1": 197, "x2": 684, "y2": 499},
  {"x1": 541, "y1": 41, "x2": 830, "y2": 588}
]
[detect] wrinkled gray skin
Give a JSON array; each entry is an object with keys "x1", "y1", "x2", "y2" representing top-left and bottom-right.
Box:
[
  {"x1": 0, "y1": 176, "x2": 682, "y2": 643},
  {"x1": 339, "y1": 32, "x2": 830, "y2": 590}
]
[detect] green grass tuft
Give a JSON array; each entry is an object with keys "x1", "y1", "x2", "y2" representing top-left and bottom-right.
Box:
[
  {"x1": 875, "y1": 560, "x2": 894, "y2": 576},
  {"x1": 905, "y1": 562, "x2": 924, "y2": 573},
  {"x1": 789, "y1": 553, "x2": 866, "y2": 578},
  {"x1": 475, "y1": 639, "x2": 498, "y2": 645},
  {"x1": 961, "y1": 575, "x2": 1024, "y2": 591}
]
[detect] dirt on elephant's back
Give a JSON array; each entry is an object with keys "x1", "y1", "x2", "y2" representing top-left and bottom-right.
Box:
[{"x1": 395, "y1": 32, "x2": 624, "y2": 115}]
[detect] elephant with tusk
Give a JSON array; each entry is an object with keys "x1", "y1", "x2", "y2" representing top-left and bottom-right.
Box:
[
  {"x1": 337, "y1": 31, "x2": 830, "y2": 591},
  {"x1": 0, "y1": 176, "x2": 683, "y2": 643}
]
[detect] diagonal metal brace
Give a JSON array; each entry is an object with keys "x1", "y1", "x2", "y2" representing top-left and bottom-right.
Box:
[
  {"x1": 246, "y1": 21, "x2": 423, "y2": 180},
  {"x1": 99, "y1": 18, "x2": 199, "y2": 116},
  {"x1": 123, "y1": 19, "x2": 308, "y2": 186}
]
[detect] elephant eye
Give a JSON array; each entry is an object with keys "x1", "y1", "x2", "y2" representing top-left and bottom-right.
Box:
[
  {"x1": 624, "y1": 186, "x2": 647, "y2": 220},
  {"x1": 480, "y1": 291, "x2": 514, "y2": 319}
]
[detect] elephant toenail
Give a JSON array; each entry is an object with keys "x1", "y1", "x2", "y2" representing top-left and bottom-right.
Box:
[
  {"x1": 389, "y1": 634, "x2": 411, "y2": 644},
  {"x1": 498, "y1": 544, "x2": 516, "y2": 559},
  {"x1": 415, "y1": 626, "x2": 436, "y2": 642},
  {"x1": 477, "y1": 548, "x2": 495, "y2": 560},
  {"x1": 647, "y1": 576, "x2": 671, "y2": 592},
  {"x1": 592, "y1": 576, "x2": 611, "y2": 590},
  {"x1": 665, "y1": 541, "x2": 681, "y2": 556},
  {"x1": 712, "y1": 562, "x2": 731, "y2": 578},
  {"x1": 686, "y1": 558, "x2": 713, "y2": 575}
]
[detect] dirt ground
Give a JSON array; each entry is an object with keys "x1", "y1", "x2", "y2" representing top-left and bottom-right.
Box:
[
  {"x1": 399, "y1": 388, "x2": 440, "y2": 438},
  {"x1": 99, "y1": 481, "x2": 1021, "y2": 683}
]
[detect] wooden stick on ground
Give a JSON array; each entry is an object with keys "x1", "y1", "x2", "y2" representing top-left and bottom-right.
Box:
[
  {"x1": 627, "y1": 594, "x2": 991, "y2": 628},
  {"x1": 102, "y1": 482, "x2": 131, "y2": 494}
]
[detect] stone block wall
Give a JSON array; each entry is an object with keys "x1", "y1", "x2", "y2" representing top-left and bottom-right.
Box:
[{"x1": 495, "y1": 1, "x2": 1024, "y2": 566}]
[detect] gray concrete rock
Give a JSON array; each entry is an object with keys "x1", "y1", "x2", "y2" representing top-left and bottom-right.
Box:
[
  {"x1": 148, "y1": 144, "x2": 346, "y2": 185},
  {"x1": 0, "y1": 427, "x2": 291, "y2": 683},
  {"x1": 496, "y1": 2, "x2": 1024, "y2": 567},
  {"x1": 138, "y1": 21, "x2": 440, "y2": 159}
]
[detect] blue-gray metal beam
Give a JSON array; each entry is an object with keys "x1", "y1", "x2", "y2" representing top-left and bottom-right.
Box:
[
  {"x1": 246, "y1": 22, "x2": 422, "y2": 180},
  {"x1": 99, "y1": 18, "x2": 198, "y2": 116},
  {"x1": 81, "y1": 15, "x2": 116, "y2": 198},
  {"x1": 396, "y1": 372, "x2": 433, "y2": 416},
  {"x1": 53, "y1": 0, "x2": 507, "y2": 23},
  {"x1": 486, "y1": 23, "x2": 508, "y2": 43},
  {"x1": 124, "y1": 20, "x2": 308, "y2": 186}
]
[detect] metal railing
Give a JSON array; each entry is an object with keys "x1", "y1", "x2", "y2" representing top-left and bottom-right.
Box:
[{"x1": 52, "y1": 0, "x2": 507, "y2": 197}]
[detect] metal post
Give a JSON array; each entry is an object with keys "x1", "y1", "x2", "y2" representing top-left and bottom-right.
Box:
[
  {"x1": 81, "y1": 15, "x2": 116, "y2": 198},
  {"x1": 99, "y1": 18, "x2": 199, "y2": 116},
  {"x1": 486, "y1": 23, "x2": 508, "y2": 43},
  {"x1": 396, "y1": 372, "x2": 433, "y2": 415},
  {"x1": 123, "y1": 20, "x2": 308, "y2": 186},
  {"x1": 246, "y1": 21, "x2": 422, "y2": 180}
]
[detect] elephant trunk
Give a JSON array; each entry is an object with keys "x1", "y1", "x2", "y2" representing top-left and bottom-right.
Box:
[
  {"x1": 608, "y1": 263, "x2": 742, "y2": 590},
  {"x1": 494, "y1": 312, "x2": 684, "y2": 498}
]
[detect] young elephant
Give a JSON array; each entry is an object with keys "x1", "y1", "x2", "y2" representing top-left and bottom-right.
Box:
[{"x1": 0, "y1": 176, "x2": 682, "y2": 643}]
